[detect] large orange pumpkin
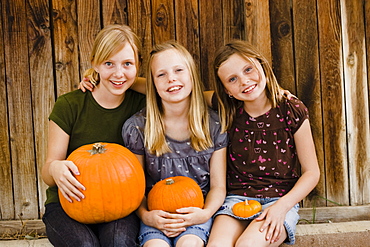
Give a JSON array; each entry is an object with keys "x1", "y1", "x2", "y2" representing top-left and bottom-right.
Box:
[
  {"x1": 58, "y1": 142, "x2": 145, "y2": 224},
  {"x1": 147, "y1": 176, "x2": 204, "y2": 213},
  {"x1": 232, "y1": 199, "x2": 262, "y2": 218}
]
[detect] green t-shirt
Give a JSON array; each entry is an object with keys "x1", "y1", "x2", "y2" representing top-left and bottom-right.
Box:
[{"x1": 45, "y1": 89, "x2": 145, "y2": 205}]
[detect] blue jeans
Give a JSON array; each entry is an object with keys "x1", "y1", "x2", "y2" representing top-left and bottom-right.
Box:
[
  {"x1": 214, "y1": 195, "x2": 300, "y2": 245},
  {"x1": 42, "y1": 203, "x2": 140, "y2": 247},
  {"x1": 138, "y1": 218, "x2": 213, "y2": 246}
]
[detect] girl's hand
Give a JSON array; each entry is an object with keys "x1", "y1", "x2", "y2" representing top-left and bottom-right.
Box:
[
  {"x1": 281, "y1": 89, "x2": 296, "y2": 100},
  {"x1": 142, "y1": 210, "x2": 186, "y2": 237},
  {"x1": 49, "y1": 160, "x2": 85, "y2": 202},
  {"x1": 78, "y1": 77, "x2": 95, "y2": 92},
  {"x1": 255, "y1": 203, "x2": 289, "y2": 243},
  {"x1": 164, "y1": 207, "x2": 209, "y2": 229}
]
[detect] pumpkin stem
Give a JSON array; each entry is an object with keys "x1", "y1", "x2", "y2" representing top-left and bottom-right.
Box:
[
  {"x1": 165, "y1": 179, "x2": 175, "y2": 185},
  {"x1": 244, "y1": 200, "x2": 249, "y2": 205},
  {"x1": 88, "y1": 143, "x2": 107, "y2": 155}
]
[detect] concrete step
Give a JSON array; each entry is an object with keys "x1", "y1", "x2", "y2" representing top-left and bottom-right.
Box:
[
  {"x1": 282, "y1": 220, "x2": 370, "y2": 247},
  {"x1": 0, "y1": 221, "x2": 369, "y2": 246}
]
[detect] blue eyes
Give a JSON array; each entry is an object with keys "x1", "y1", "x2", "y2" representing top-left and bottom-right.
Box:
[
  {"x1": 104, "y1": 62, "x2": 132, "y2": 67},
  {"x1": 228, "y1": 67, "x2": 253, "y2": 83}
]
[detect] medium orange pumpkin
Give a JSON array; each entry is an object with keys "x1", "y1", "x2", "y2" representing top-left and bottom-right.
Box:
[
  {"x1": 232, "y1": 199, "x2": 262, "y2": 218},
  {"x1": 147, "y1": 176, "x2": 204, "y2": 213},
  {"x1": 58, "y1": 142, "x2": 145, "y2": 224}
]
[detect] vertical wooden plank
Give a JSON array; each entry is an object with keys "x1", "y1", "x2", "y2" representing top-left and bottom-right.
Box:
[
  {"x1": 151, "y1": 0, "x2": 175, "y2": 44},
  {"x1": 128, "y1": 0, "x2": 153, "y2": 76},
  {"x1": 222, "y1": 0, "x2": 245, "y2": 42},
  {"x1": 340, "y1": 0, "x2": 370, "y2": 205},
  {"x1": 0, "y1": 0, "x2": 14, "y2": 220},
  {"x1": 27, "y1": 0, "x2": 54, "y2": 216},
  {"x1": 52, "y1": 0, "x2": 80, "y2": 96},
  {"x1": 77, "y1": 0, "x2": 101, "y2": 77},
  {"x1": 244, "y1": 0, "x2": 272, "y2": 64},
  {"x1": 102, "y1": 0, "x2": 127, "y2": 26},
  {"x1": 2, "y1": 0, "x2": 38, "y2": 219},
  {"x1": 269, "y1": 0, "x2": 295, "y2": 93},
  {"x1": 199, "y1": 0, "x2": 223, "y2": 89},
  {"x1": 291, "y1": 0, "x2": 326, "y2": 207},
  {"x1": 174, "y1": 0, "x2": 200, "y2": 68},
  {"x1": 317, "y1": 0, "x2": 349, "y2": 206},
  {"x1": 366, "y1": 0, "x2": 370, "y2": 120}
]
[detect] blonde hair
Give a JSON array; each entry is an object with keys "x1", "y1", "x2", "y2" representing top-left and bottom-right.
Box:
[
  {"x1": 212, "y1": 40, "x2": 283, "y2": 132},
  {"x1": 83, "y1": 24, "x2": 141, "y2": 85},
  {"x1": 145, "y1": 40, "x2": 213, "y2": 156}
]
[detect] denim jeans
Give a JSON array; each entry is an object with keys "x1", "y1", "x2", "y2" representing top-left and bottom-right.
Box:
[
  {"x1": 138, "y1": 218, "x2": 213, "y2": 246},
  {"x1": 43, "y1": 203, "x2": 140, "y2": 247},
  {"x1": 214, "y1": 195, "x2": 300, "y2": 245}
]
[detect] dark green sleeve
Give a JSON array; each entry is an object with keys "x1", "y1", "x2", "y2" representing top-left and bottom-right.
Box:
[{"x1": 49, "y1": 94, "x2": 75, "y2": 135}]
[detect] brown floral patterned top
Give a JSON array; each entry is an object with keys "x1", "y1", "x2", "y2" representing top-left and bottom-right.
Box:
[{"x1": 226, "y1": 98, "x2": 309, "y2": 198}]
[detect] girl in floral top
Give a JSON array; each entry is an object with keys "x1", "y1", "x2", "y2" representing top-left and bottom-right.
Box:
[
  {"x1": 206, "y1": 40, "x2": 320, "y2": 247},
  {"x1": 122, "y1": 41, "x2": 227, "y2": 247}
]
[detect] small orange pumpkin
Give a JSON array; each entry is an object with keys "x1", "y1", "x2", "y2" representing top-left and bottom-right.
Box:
[
  {"x1": 232, "y1": 199, "x2": 262, "y2": 218},
  {"x1": 147, "y1": 176, "x2": 204, "y2": 213},
  {"x1": 59, "y1": 142, "x2": 145, "y2": 224}
]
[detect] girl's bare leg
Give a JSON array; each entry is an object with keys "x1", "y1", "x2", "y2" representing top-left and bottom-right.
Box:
[
  {"x1": 207, "y1": 215, "x2": 249, "y2": 247},
  {"x1": 235, "y1": 219, "x2": 287, "y2": 247}
]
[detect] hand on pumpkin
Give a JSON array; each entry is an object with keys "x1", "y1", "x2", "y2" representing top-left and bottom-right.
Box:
[
  {"x1": 78, "y1": 77, "x2": 94, "y2": 92},
  {"x1": 163, "y1": 207, "x2": 210, "y2": 230},
  {"x1": 49, "y1": 160, "x2": 85, "y2": 203},
  {"x1": 255, "y1": 202, "x2": 289, "y2": 244},
  {"x1": 142, "y1": 209, "x2": 186, "y2": 237}
]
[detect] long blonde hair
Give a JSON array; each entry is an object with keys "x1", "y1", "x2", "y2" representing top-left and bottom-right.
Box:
[
  {"x1": 145, "y1": 41, "x2": 213, "y2": 156},
  {"x1": 83, "y1": 24, "x2": 141, "y2": 85},
  {"x1": 212, "y1": 40, "x2": 283, "y2": 132}
]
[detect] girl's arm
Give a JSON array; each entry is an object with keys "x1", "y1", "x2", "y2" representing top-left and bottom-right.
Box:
[
  {"x1": 131, "y1": 77, "x2": 146, "y2": 94},
  {"x1": 174, "y1": 147, "x2": 227, "y2": 225},
  {"x1": 134, "y1": 154, "x2": 186, "y2": 237},
  {"x1": 42, "y1": 121, "x2": 85, "y2": 202},
  {"x1": 257, "y1": 119, "x2": 320, "y2": 242},
  {"x1": 199, "y1": 146, "x2": 227, "y2": 218},
  {"x1": 204, "y1": 91, "x2": 214, "y2": 108}
]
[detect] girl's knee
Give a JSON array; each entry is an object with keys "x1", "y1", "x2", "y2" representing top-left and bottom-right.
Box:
[{"x1": 176, "y1": 234, "x2": 204, "y2": 247}]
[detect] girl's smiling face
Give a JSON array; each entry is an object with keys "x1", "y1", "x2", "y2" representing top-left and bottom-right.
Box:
[
  {"x1": 151, "y1": 48, "x2": 192, "y2": 104},
  {"x1": 94, "y1": 42, "x2": 137, "y2": 96},
  {"x1": 217, "y1": 53, "x2": 267, "y2": 103}
]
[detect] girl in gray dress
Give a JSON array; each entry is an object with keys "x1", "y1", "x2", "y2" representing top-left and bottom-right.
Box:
[{"x1": 122, "y1": 41, "x2": 228, "y2": 247}]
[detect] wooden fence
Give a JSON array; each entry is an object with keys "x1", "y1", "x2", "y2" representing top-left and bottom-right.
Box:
[{"x1": 0, "y1": 0, "x2": 369, "y2": 221}]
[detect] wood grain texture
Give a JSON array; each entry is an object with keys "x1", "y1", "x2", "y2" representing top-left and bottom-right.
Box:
[
  {"x1": 269, "y1": 0, "x2": 295, "y2": 92},
  {"x1": 27, "y1": 0, "x2": 54, "y2": 217},
  {"x1": 152, "y1": 0, "x2": 175, "y2": 44},
  {"x1": 244, "y1": 0, "x2": 272, "y2": 63},
  {"x1": 317, "y1": 0, "x2": 349, "y2": 206},
  {"x1": 175, "y1": 0, "x2": 200, "y2": 69},
  {"x1": 0, "y1": 0, "x2": 14, "y2": 220},
  {"x1": 2, "y1": 0, "x2": 38, "y2": 219},
  {"x1": 222, "y1": 0, "x2": 245, "y2": 42},
  {"x1": 77, "y1": 0, "x2": 101, "y2": 77},
  {"x1": 199, "y1": 0, "x2": 223, "y2": 89},
  {"x1": 291, "y1": 0, "x2": 325, "y2": 207},
  {"x1": 127, "y1": 0, "x2": 152, "y2": 76},
  {"x1": 102, "y1": 0, "x2": 127, "y2": 25},
  {"x1": 52, "y1": 0, "x2": 80, "y2": 96},
  {"x1": 340, "y1": 0, "x2": 370, "y2": 205},
  {"x1": 1, "y1": 0, "x2": 369, "y2": 221}
]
